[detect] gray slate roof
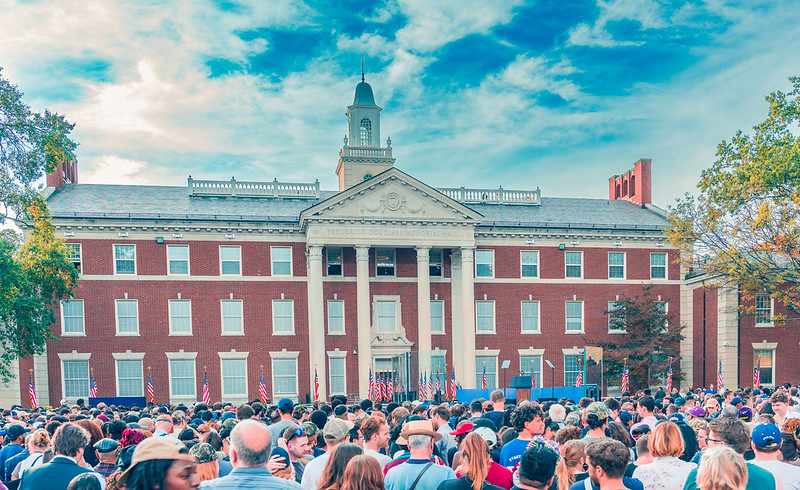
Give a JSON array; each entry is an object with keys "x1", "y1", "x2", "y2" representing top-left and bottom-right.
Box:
[{"x1": 46, "y1": 184, "x2": 668, "y2": 231}]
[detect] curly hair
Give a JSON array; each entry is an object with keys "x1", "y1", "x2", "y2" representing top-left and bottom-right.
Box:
[{"x1": 511, "y1": 404, "x2": 544, "y2": 432}]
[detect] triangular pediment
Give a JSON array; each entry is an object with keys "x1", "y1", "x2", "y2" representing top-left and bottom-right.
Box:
[{"x1": 300, "y1": 168, "x2": 483, "y2": 226}]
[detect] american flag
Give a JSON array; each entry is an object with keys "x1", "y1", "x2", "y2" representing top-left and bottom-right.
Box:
[
  {"x1": 575, "y1": 370, "x2": 583, "y2": 387},
  {"x1": 313, "y1": 367, "x2": 319, "y2": 401},
  {"x1": 368, "y1": 369, "x2": 374, "y2": 401},
  {"x1": 435, "y1": 369, "x2": 441, "y2": 393},
  {"x1": 147, "y1": 368, "x2": 155, "y2": 403},
  {"x1": 419, "y1": 372, "x2": 426, "y2": 400},
  {"x1": 387, "y1": 373, "x2": 394, "y2": 399},
  {"x1": 259, "y1": 366, "x2": 268, "y2": 404},
  {"x1": 666, "y1": 361, "x2": 673, "y2": 392},
  {"x1": 28, "y1": 371, "x2": 37, "y2": 409},
  {"x1": 754, "y1": 360, "x2": 761, "y2": 388},
  {"x1": 717, "y1": 360, "x2": 723, "y2": 391},
  {"x1": 427, "y1": 371, "x2": 434, "y2": 397},
  {"x1": 482, "y1": 365, "x2": 487, "y2": 389},
  {"x1": 89, "y1": 368, "x2": 98, "y2": 398},
  {"x1": 380, "y1": 374, "x2": 387, "y2": 401},
  {"x1": 620, "y1": 362, "x2": 629, "y2": 393},
  {"x1": 450, "y1": 369, "x2": 457, "y2": 401},
  {"x1": 202, "y1": 368, "x2": 211, "y2": 405},
  {"x1": 530, "y1": 361, "x2": 536, "y2": 390}
]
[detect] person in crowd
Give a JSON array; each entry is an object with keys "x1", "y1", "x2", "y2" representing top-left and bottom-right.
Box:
[
  {"x1": 0, "y1": 425, "x2": 28, "y2": 481},
  {"x1": 75, "y1": 419, "x2": 104, "y2": 468},
  {"x1": 482, "y1": 392, "x2": 506, "y2": 428},
  {"x1": 469, "y1": 401, "x2": 485, "y2": 422},
  {"x1": 10, "y1": 428, "x2": 50, "y2": 480},
  {"x1": 779, "y1": 432, "x2": 800, "y2": 467},
  {"x1": 438, "y1": 432, "x2": 503, "y2": 490},
  {"x1": 117, "y1": 436, "x2": 198, "y2": 490},
  {"x1": 627, "y1": 434, "x2": 652, "y2": 477},
  {"x1": 340, "y1": 455, "x2": 385, "y2": 490},
  {"x1": 582, "y1": 403, "x2": 610, "y2": 443},
  {"x1": 302, "y1": 418, "x2": 354, "y2": 490},
  {"x1": 500, "y1": 405, "x2": 556, "y2": 468},
  {"x1": 549, "y1": 405, "x2": 567, "y2": 428},
  {"x1": 271, "y1": 447, "x2": 296, "y2": 481},
  {"x1": 748, "y1": 423, "x2": 800, "y2": 490},
  {"x1": 384, "y1": 420, "x2": 456, "y2": 490},
  {"x1": 271, "y1": 399, "x2": 300, "y2": 450},
  {"x1": 92, "y1": 438, "x2": 120, "y2": 477},
  {"x1": 431, "y1": 406, "x2": 456, "y2": 467},
  {"x1": 316, "y1": 443, "x2": 363, "y2": 490},
  {"x1": 630, "y1": 397, "x2": 657, "y2": 432},
  {"x1": 153, "y1": 415, "x2": 176, "y2": 438},
  {"x1": 631, "y1": 421, "x2": 696, "y2": 489},
  {"x1": 695, "y1": 446, "x2": 747, "y2": 490},
  {"x1": 67, "y1": 473, "x2": 102, "y2": 490},
  {"x1": 770, "y1": 391, "x2": 800, "y2": 428},
  {"x1": 585, "y1": 439, "x2": 630, "y2": 490},
  {"x1": 555, "y1": 440, "x2": 588, "y2": 490},
  {"x1": 199, "y1": 419, "x2": 301, "y2": 489},
  {"x1": 512, "y1": 443, "x2": 558, "y2": 490},
  {"x1": 190, "y1": 442, "x2": 220, "y2": 483},
  {"x1": 19, "y1": 423, "x2": 104, "y2": 490},
  {"x1": 284, "y1": 425, "x2": 311, "y2": 483},
  {"x1": 361, "y1": 416, "x2": 392, "y2": 471}
]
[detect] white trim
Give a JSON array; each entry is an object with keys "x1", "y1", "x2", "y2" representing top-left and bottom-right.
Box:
[
  {"x1": 269, "y1": 349, "x2": 301, "y2": 359},
  {"x1": 650, "y1": 252, "x2": 668, "y2": 280},
  {"x1": 218, "y1": 349, "x2": 250, "y2": 359},
  {"x1": 520, "y1": 249, "x2": 539, "y2": 278},
  {"x1": 518, "y1": 348, "x2": 546, "y2": 356},
  {"x1": 564, "y1": 250, "x2": 583, "y2": 279},
  {"x1": 114, "y1": 358, "x2": 144, "y2": 397},
  {"x1": 752, "y1": 343, "x2": 777, "y2": 388},
  {"x1": 373, "y1": 295, "x2": 402, "y2": 333},
  {"x1": 272, "y1": 299, "x2": 295, "y2": 335},
  {"x1": 475, "y1": 352, "x2": 499, "y2": 388},
  {"x1": 326, "y1": 348, "x2": 348, "y2": 358},
  {"x1": 65, "y1": 242, "x2": 82, "y2": 276},
  {"x1": 166, "y1": 244, "x2": 190, "y2": 276},
  {"x1": 113, "y1": 243, "x2": 137, "y2": 275},
  {"x1": 219, "y1": 245, "x2": 242, "y2": 276},
  {"x1": 220, "y1": 299, "x2": 244, "y2": 336},
  {"x1": 326, "y1": 247, "x2": 343, "y2": 276},
  {"x1": 219, "y1": 355, "x2": 249, "y2": 403},
  {"x1": 562, "y1": 347, "x2": 583, "y2": 355},
  {"x1": 168, "y1": 299, "x2": 193, "y2": 336},
  {"x1": 166, "y1": 355, "x2": 197, "y2": 403},
  {"x1": 607, "y1": 300, "x2": 626, "y2": 334},
  {"x1": 115, "y1": 298, "x2": 140, "y2": 336},
  {"x1": 112, "y1": 351, "x2": 146, "y2": 360},
  {"x1": 431, "y1": 300, "x2": 445, "y2": 334},
  {"x1": 752, "y1": 341, "x2": 778, "y2": 350},
  {"x1": 375, "y1": 248, "x2": 396, "y2": 277},
  {"x1": 60, "y1": 299, "x2": 86, "y2": 337},
  {"x1": 270, "y1": 353, "x2": 299, "y2": 401},
  {"x1": 328, "y1": 354, "x2": 347, "y2": 396},
  {"x1": 608, "y1": 251, "x2": 626, "y2": 279},
  {"x1": 475, "y1": 300, "x2": 496, "y2": 334},
  {"x1": 475, "y1": 248, "x2": 495, "y2": 278},
  {"x1": 270, "y1": 246, "x2": 293, "y2": 277},
  {"x1": 565, "y1": 300, "x2": 584, "y2": 334},
  {"x1": 327, "y1": 299, "x2": 345, "y2": 335},
  {"x1": 59, "y1": 355, "x2": 90, "y2": 402},
  {"x1": 521, "y1": 300, "x2": 541, "y2": 333},
  {"x1": 754, "y1": 294, "x2": 775, "y2": 328}
]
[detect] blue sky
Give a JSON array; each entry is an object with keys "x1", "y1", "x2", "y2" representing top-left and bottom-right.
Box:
[{"x1": 1, "y1": 0, "x2": 799, "y2": 207}]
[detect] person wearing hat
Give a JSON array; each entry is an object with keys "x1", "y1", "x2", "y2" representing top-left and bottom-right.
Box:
[
  {"x1": 117, "y1": 436, "x2": 199, "y2": 490},
  {"x1": 385, "y1": 420, "x2": 456, "y2": 490},
  {"x1": 0, "y1": 424, "x2": 28, "y2": 481},
  {"x1": 93, "y1": 438, "x2": 121, "y2": 477},
  {"x1": 749, "y1": 422, "x2": 800, "y2": 489},
  {"x1": 190, "y1": 442, "x2": 221, "y2": 482},
  {"x1": 270, "y1": 399, "x2": 299, "y2": 450},
  {"x1": 582, "y1": 402, "x2": 610, "y2": 443},
  {"x1": 283, "y1": 425, "x2": 310, "y2": 483},
  {"x1": 20, "y1": 423, "x2": 103, "y2": 490},
  {"x1": 300, "y1": 418, "x2": 353, "y2": 490}
]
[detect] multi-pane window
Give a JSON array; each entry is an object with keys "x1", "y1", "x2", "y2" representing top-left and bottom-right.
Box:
[
  {"x1": 63, "y1": 360, "x2": 89, "y2": 398},
  {"x1": 117, "y1": 360, "x2": 143, "y2": 396},
  {"x1": 475, "y1": 249, "x2": 494, "y2": 277},
  {"x1": 754, "y1": 349, "x2": 774, "y2": 385},
  {"x1": 327, "y1": 248, "x2": 343, "y2": 276},
  {"x1": 429, "y1": 250, "x2": 443, "y2": 277},
  {"x1": 521, "y1": 251, "x2": 539, "y2": 278},
  {"x1": 219, "y1": 246, "x2": 241, "y2": 275},
  {"x1": 221, "y1": 300, "x2": 243, "y2": 335},
  {"x1": 755, "y1": 294, "x2": 772, "y2": 325},
  {"x1": 272, "y1": 358, "x2": 297, "y2": 397},
  {"x1": 521, "y1": 355, "x2": 542, "y2": 389},
  {"x1": 564, "y1": 355, "x2": 582, "y2": 386},
  {"x1": 376, "y1": 249, "x2": 395, "y2": 276},
  {"x1": 329, "y1": 357, "x2": 346, "y2": 394},
  {"x1": 650, "y1": 253, "x2": 667, "y2": 279},
  {"x1": 432, "y1": 355, "x2": 446, "y2": 389},
  {"x1": 167, "y1": 245, "x2": 189, "y2": 275},
  {"x1": 565, "y1": 252, "x2": 582, "y2": 278},
  {"x1": 271, "y1": 246, "x2": 292, "y2": 276},
  {"x1": 66, "y1": 243, "x2": 82, "y2": 273},
  {"x1": 115, "y1": 300, "x2": 139, "y2": 335},
  {"x1": 272, "y1": 300, "x2": 294, "y2": 334},
  {"x1": 61, "y1": 300, "x2": 85, "y2": 335},
  {"x1": 608, "y1": 301, "x2": 625, "y2": 332},
  {"x1": 377, "y1": 301, "x2": 396, "y2": 332},
  {"x1": 521, "y1": 301, "x2": 540, "y2": 333},
  {"x1": 565, "y1": 301, "x2": 583, "y2": 332},
  {"x1": 608, "y1": 252, "x2": 625, "y2": 279},
  {"x1": 431, "y1": 301, "x2": 444, "y2": 333},
  {"x1": 221, "y1": 359, "x2": 247, "y2": 399},
  {"x1": 659, "y1": 302, "x2": 669, "y2": 330},
  {"x1": 476, "y1": 301, "x2": 495, "y2": 332},
  {"x1": 169, "y1": 359, "x2": 196, "y2": 398},
  {"x1": 327, "y1": 300, "x2": 344, "y2": 334},
  {"x1": 169, "y1": 300, "x2": 192, "y2": 335},
  {"x1": 360, "y1": 118, "x2": 372, "y2": 146},
  {"x1": 475, "y1": 356, "x2": 497, "y2": 388},
  {"x1": 114, "y1": 244, "x2": 136, "y2": 275}
]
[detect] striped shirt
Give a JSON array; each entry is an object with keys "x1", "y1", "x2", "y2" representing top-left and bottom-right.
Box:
[{"x1": 199, "y1": 467, "x2": 303, "y2": 489}]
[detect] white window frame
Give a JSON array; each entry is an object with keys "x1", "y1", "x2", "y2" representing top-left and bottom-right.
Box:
[
  {"x1": 373, "y1": 296, "x2": 401, "y2": 333},
  {"x1": 115, "y1": 299, "x2": 140, "y2": 336},
  {"x1": 219, "y1": 245, "x2": 242, "y2": 276},
  {"x1": 66, "y1": 243, "x2": 82, "y2": 274},
  {"x1": 328, "y1": 350, "x2": 348, "y2": 396},
  {"x1": 113, "y1": 244, "x2": 136, "y2": 275},
  {"x1": 650, "y1": 253, "x2": 667, "y2": 280},
  {"x1": 166, "y1": 351, "x2": 197, "y2": 403},
  {"x1": 327, "y1": 300, "x2": 345, "y2": 335},
  {"x1": 221, "y1": 300, "x2": 244, "y2": 336},
  {"x1": 429, "y1": 250, "x2": 443, "y2": 277},
  {"x1": 167, "y1": 244, "x2": 190, "y2": 276},
  {"x1": 272, "y1": 299, "x2": 295, "y2": 335},
  {"x1": 565, "y1": 301, "x2": 584, "y2": 333},
  {"x1": 520, "y1": 250, "x2": 539, "y2": 278},
  {"x1": 113, "y1": 351, "x2": 145, "y2": 397},
  {"x1": 475, "y1": 353, "x2": 499, "y2": 389},
  {"x1": 521, "y1": 300, "x2": 540, "y2": 333},
  {"x1": 270, "y1": 350, "x2": 299, "y2": 400},
  {"x1": 608, "y1": 252, "x2": 626, "y2": 279},
  {"x1": 58, "y1": 352, "x2": 91, "y2": 402},
  {"x1": 376, "y1": 248, "x2": 396, "y2": 277},
  {"x1": 431, "y1": 354, "x2": 447, "y2": 388},
  {"x1": 61, "y1": 299, "x2": 85, "y2": 336},
  {"x1": 219, "y1": 351, "x2": 249, "y2": 403},
  {"x1": 519, "y1": 349, "x2": 544, "y2": 390},
  {"x1": 431, "y1": 300, "x2": 445, "y2": 334},
  {"x1": 476, "y1": 300, "x2": 496, "y2": 334},
  {"x1": 752, "y1": 342, "x2": 777, "y2": 387},
  {"x1": 327, "y1": 248, "x2": 343, "y2": 276},
  {"x1": 168, "y1": 299, "x2": 193, "y2": 336},
  {"x1": 755, "y1": 294, "x2": 774, "y2": 327},
  {"x1": 475, "y1": 249, "x2": 494, "y2": 278},
  {"x1": 270, "y1": 246, "x2": 293, "y2": 276},
  {"x1": 564, "y1": 353, "x2": 583, "y2": 386},
  {"x1": 565, "y1": 251, "x2": 583, "y2": 278},
  {"x1": 608, "y1": 301, "x2": 625, "y2": 334}
]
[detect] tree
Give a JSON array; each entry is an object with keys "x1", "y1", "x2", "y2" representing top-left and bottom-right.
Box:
[
  {"x1": 593, "y1": 288, "x2": 683, "y2": 392},
  {"x1": 666, "y1": 76, "x2": 800, "y2": 320},
  {"x1": 0, "y1": 68, "x2": 79, "y2": 382}
]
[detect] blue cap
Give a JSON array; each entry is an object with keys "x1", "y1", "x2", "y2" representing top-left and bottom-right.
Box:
[
  {"x1": 675, "y1": 397, "x2": 686, "y2": 406},
  {"x1": 221, "y1": 411, "x2": 236, "y2": 421},
  {"x1": 618, "y1": 411, "x2": 632, "y2": 423},
  {"x1": 731, "y1": 397, "x2": 742, "y2": 405},
  {"x1": 752, "y1": 423, "x2": 781, "y2": 448},
  {"x1": 278, "y1": 398, "x2": 294, "y2": 411}
]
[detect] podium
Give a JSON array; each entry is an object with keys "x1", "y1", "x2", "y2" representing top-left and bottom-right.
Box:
[{"x1": 510, "y1": 376, "x2": 532, "y2": 402}]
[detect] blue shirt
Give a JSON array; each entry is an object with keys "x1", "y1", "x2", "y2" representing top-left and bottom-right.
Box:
[
  {"x1": 199, "y1": 467, "x2": 304, "y2": 489},
  {"x1": 385, "y1": 459, "x2": 456, "y2": 490}
]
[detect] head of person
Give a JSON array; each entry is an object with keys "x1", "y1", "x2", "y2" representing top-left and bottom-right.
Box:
[
  {"x1": 555, "y1": 440, "x2": 586, "y2": 490},
  {"x1": 189, "y1": 442, "x2": 220, "y2": 482},
  {"x1": 584, "y1": 402, "x2": 610, "y2": 430},
  {"x1": 470, "y1": 400, "x2": 484, "y2": 415},
  {"x1": 548, "y1": 404, "x2": 566, "y2": 424},
  {"x1": 637, "y1": 396, "x2": 656, "y2": 416},
  {"x1": 460, "y1": 432, "x2": 491, "y2": 490},
  {"x1": 360, "y1": 416, "x2": 389, "y2": 448},
  {"x1": 706, "y1": 417, "x2": 750, "y2": 455},
  {"x1": 53, "y1": 423, "x2": 90, "y2": 458},
  {"x1": 67, "y1": 473, "x2": 102, "y2": 490},
  {"x1": 635, "y1": 435, "x2": 652, "y2": 464},
  {"x1": 400, "y1": 420, "x2": 442, "y2": 456},
  {"x1": 317, "y1": 443, "x2": 363, "y2": 490},
  {"x1": 491, "y1": 390, "x2": 506, "y2": 406},
  {"x1": 517, "y1": 442, "x2": 559, "y2": 490},
  {"x1": 512, "y1": 404, "x2": 545, "y2": 436},
  {"x1": 324, "y1": 418, "x2": 355, "y2": 448},
  {"x1": 230, "y1": 419, "x2": 272, "y2": 467},
  {"x1": 28, "y1": 428, "x2": 51, "y2": 452},
  {"x1": 648, "y1": 421, "x2": 684, "y2": 458},
  {"x1": 431, "y1": 405, "x2": 451, "y2": 428},
  {"x1": 586, "y1": 439, "x2": 629, "y2": 486},
  {"x1": 270, "y1": 447, "x2": 294, "y2": 481},
  {"x1": 704, "y1": 397, "x2": 720, "y2": 414},
  {"x1": 283, "y1": 425, "x2": 310, "y2": 459},
  {"x1": 119, "y1": 436, "x2": 199, "y2": 490},
  {"x1": 751, "y1": 423, "x2": 781, "y2": 455},
  {"x1": 769, "y1": 391, "x2": 790, "y2": 416},
  {"x1": 236, "y1": 404, "x2": 254, "y2": 421},
  {"x1": 696, "y1": 446, "x2": 748, "y2": 490},
  {"x1": 341, "y1": 455, "x2": 385, "y2": 490},
  {"x1": 780, "y1": 431, "x2": 798, "y2": 463},
  {"x1": 155, "y1": 415, "x2": 174, "y2": 433},
  {"x1": 278, "y1": 398, "x2": 294, "y2": 416}
]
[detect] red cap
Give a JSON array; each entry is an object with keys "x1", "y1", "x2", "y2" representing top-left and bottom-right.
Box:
[{"x1": 450, "y1": 422, "x2": 474, "y2": 436}]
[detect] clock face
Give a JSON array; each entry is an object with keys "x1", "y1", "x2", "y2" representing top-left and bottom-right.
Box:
[{"x1": 363, "y1": 173, "x2": 373, "y2": 181}]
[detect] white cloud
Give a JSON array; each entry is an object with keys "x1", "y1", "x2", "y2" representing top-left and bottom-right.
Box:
[{"x1": 81, "y1": 155, "x2": 161, "y2": 185}]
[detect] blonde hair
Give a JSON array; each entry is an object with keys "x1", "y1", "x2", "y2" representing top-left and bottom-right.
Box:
[
  {"x1": 697, "y1": 446, "x2": 747, "y2": 490},
  {"x1": 195, "y1": 461, "x2": 219, "y2": 482},
  {"x1": 648, "y1": 422, "x2": 684, "y2": 457},
  {"x1": 29, "y1": 429, "x2": 51, "y2": 449},
  {"x1": 556, "y1": 440, "x2": 586, "y2": 490},
  {"x1": 461, "y1": 432, "x2": 490, "y2": 490}
]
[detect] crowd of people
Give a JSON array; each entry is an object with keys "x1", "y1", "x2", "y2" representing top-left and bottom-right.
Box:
[{"x1": 1, "y1": 383, "x2": 800, "y2": 490}]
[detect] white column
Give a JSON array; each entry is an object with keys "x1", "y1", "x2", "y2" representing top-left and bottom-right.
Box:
[
  {"x1": 307, "y1": 246, "x2": 326, "y2": 400},
  {"x1": 416, "y1": 247, "x2": 432, "y2": 380},
  {"x1": 355, "y1": 246, "x2": 372, "y2": 399},
  {"x1": 450, "y1": 251, "x2": 464, "y2": 384},
  {"x1": 461, "y1": 247, "x2": 477, "y2": 389}
]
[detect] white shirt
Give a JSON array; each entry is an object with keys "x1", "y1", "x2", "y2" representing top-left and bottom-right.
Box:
[
  {"x1": 300, "y1": 452, "x2": 330, "y2": 490},
  {"x1": 364, "y1": 448, "x2": 391, "y2": 471},
  {"x1": 750, "y1": 460, "x2": 800, "y2": 490},
  {"x1": 13, "y1": 451, "x2": 45, "y2": 479},
  {"x1": 632, "y1": 456, "x2": 697, "y2": 490}
]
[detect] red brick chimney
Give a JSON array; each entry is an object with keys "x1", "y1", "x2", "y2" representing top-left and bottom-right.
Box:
[
  {"x1": 608, "y1": 158, "x2": 651, "y2": 206},
  {"x1": 46, "y1": 160, "x2": 78, "y2": 189}
]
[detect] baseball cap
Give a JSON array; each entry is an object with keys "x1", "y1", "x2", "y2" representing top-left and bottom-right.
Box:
[
  {"x1": 473, "y1": 426, "x2": 498, "y2": 449},
  {"x1": 301, "y1": 421, "x2": 319, "y2": 437},
  {"x1": 450, "y1": 422, "x2": 474, "y2": 436},
  {"x1": 730, "y1": 397, "x2": 742, "y2": 406},
  {"x1": 6, "y1": 424, "x2": 29, "y2": 439},
  {"x1": 271, "y1": 447, "x2": 291, "y2": 470},
  {"x1": 738, "y1": 407, "x2": 754, "y2": 422},
  {"x1": 278, "y1": 398, "x2": 294, "y2": 411},
  {"x1": 688, "y1": 406, "x2": 706, "y2": 418},
  {"x1": 618, "y1": 411, "x2": 632, "y2": 423},
  {"x1": 675, "y1": 397, "x2": 686, "y2": 407},
  {"x1": 118, "y1": 437, "x2": 193, "y2": 484},
  {"x1": 585, "y1": 402, "x2": 610, "y2": 421},
  {"x1": 190, "y1": 442, "x2": 219, "y2": 464},
  {"x1": 323, "y1": 418, "x2": 354, "y2": 441},
  {"x1": 751, "y1": 423, "x2": 781, "y2": 448},
  {"x1": 472, "y1": 418, "x2": 497, "y2": 432}
]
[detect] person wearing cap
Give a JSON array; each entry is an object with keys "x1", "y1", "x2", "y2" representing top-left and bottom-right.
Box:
[
  {"x1": 582, "y1": 402, "x2": 610, "y2": 443},
  {"x1": 283, "y1": 425, "x2": 310, "y2": 483},
  {"x1": 190, "y1": 442, "x2": 220, "y2": 482},
  {"x1": 362, "y1": 416, "x2": 392, "y2": 471},
  {"x1": 93, "y1": 438, "x2": 121, "y2": 477},
  {"x1": 116, "y1": 436, "x2": 198, "y2": 490},
  {"x1": 0, "y1": 424, "x2": 28, "y2": 481},
  {"x1": 271, "y1": 399, "x2": 300, "y2": 450},
  {"x1": 301, "y1": 418, "x2": 353, "y2": 490},
  {"x1": 749, "y1": 422, "x2": 800, "y2": 490},
  {"x1": 384, "y1": 420, "x2": 456, "y2": 490},
  {"x1": 20, "y1": 423, "x2": 104, "y2": 490}
]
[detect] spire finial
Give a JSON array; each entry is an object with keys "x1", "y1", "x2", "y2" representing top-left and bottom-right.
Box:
[{"x1": 361, "y1": 57, "x2": 365, "y2": 82}]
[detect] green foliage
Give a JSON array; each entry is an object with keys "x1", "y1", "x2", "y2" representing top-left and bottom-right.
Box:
[
  {"x1": 666, "y1": 76, "x2": 800, "y2": 317},
  {"x1": 594, "y1": 287, "x2": 683, "y2": 392}
]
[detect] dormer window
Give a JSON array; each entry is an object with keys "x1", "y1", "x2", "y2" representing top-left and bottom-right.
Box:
[{"x1": 360, "y1": 118, "x2": 372, "y2": 146}]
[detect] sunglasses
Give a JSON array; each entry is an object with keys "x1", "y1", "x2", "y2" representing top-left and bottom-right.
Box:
[{"x1": 286, "y1": 427, "x2": 306, "y2": 442}]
